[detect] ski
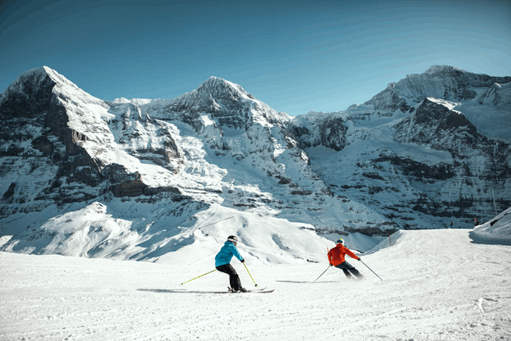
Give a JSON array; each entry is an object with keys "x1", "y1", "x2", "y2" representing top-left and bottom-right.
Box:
[
  {"x1": 227, "y1": 287, "x2": 274, "y2": 293},
  {"x1": 148, "y1": 289, "x2": 274, "y2": 294},
  {"x1": 177, "y1": 289, "x2": 274, "y2": 294},
  {"x1": 228, "y1": 289, "x2": 274, "y2": 294},
  {"x1": 202, "y1": 291, "x2": 275, "y2": 294}
]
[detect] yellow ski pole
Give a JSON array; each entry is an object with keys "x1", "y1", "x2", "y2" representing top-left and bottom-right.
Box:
[
  {"x1": 243, "y1": 263, "x2": 258, "y2": 287},
  {"x1": 180, "y1": 269, "x2": 217, "y2": 285}
]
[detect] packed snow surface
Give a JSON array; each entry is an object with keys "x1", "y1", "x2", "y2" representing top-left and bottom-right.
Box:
[{"x1": 2, "y1": 229, "x2": 510, "y2": 341}]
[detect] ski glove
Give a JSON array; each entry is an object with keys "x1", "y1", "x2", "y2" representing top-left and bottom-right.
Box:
[
  {"x1": 358, "y1": 258, "x2": 362, "y2": 261},
  {"x1": 241, "y1": 259, "x2": 245, "y2": 263}
]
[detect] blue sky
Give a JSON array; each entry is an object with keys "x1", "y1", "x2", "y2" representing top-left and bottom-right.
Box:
[{"x1": 1, "y1": 0, "x2": 510, "y2": 116}]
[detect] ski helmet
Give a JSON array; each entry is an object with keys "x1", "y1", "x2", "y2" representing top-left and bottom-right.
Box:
[
  {"x1": 336, "y1": 238, "x2": 344, "y2": 244},
  {"x1": 227, "y1": 235, "x2": 238, "y2": 244}
]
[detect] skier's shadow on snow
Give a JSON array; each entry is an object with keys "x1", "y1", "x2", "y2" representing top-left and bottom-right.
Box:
[
  {"x1": 138, "y1": 289, "x2": 228, "y2": 294},
  {"x1": 276, "y1": 280, "x2": 337, "y2": 284},
  {"x1": 138, "y1": 289, "x2": 184, "y2": 294}
]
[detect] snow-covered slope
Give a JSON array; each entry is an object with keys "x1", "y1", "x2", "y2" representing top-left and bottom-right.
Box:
[
  {"x1": 1, "y1": 65, "x2": 510, "y2": 261},
  {"x1": 0, "y1": 202, "x2": 335, "y2": 263},
  {"x1": 1, "y1": 226, "x2": 510, "y2": 340},
  {"x1": 473, "y1": 206, "x2": 511, "y2": 242}
]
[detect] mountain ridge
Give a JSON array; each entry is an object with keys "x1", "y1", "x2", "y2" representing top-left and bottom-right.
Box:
[{"x1": 1, "y1": 65, "x2": 510, "y2": 261}]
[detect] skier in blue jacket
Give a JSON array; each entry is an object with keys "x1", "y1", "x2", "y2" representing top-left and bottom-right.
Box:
[{"x1": 215, "y1": 235, "x2": 247, "y2": 292}]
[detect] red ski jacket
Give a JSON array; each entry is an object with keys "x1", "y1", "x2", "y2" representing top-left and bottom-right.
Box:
[{"x1": 328, "y1": 244, "x2": 359, "y2": 266}]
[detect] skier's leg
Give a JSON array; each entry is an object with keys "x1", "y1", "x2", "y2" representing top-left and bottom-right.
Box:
[
  {"x1": 335, "y1": 264, "x2": 353, "y2": 279},
  {"x1": 350, "y1": 268, "x2": 364, "y2": 279},
  {"x1": 341, "y1": 268, "x2": 352, "y2": 279},
  {"x1": 337, "y1": 261, "x2": 363, "y2": 279},
  {"x1": 216, "y1": 264, "x2": 242, "y2": 291},
  {"x1": 229, "y1": 270, "x2": 242, "y2": 291},
  {"x1": 344, "y1": 261, "x2": 364, "y2": 279}
]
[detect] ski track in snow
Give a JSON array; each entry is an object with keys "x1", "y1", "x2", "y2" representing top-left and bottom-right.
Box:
[{"x1": 1, "y1": 229, "x2": 511, "y2": 341}]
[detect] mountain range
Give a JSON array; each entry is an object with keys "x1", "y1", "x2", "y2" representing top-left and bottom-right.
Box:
[{"x1": 1, "y1": 65, "x2": 510, "y2": 261}]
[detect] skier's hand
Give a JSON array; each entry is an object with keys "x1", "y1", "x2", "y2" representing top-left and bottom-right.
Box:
[
  {"x1": 358, "y1": 257, "x2": 362, "y2": 261},
  {"x1": 241, "y1": 259, "x2": 245, "y2": 263}
]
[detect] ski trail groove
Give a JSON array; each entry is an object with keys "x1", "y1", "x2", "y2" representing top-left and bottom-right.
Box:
[{"x1": 321, "y1": 307, "x2": 408, "y2": 339}]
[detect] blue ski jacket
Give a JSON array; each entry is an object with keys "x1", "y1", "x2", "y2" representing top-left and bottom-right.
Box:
[{"x1": 215, "y1": 241, "x2": 244, "y2": 267}]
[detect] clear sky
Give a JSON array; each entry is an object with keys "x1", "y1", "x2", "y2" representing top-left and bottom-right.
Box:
[{"x1": 1, "y1": 0, "x2": 510, "y2": 116}]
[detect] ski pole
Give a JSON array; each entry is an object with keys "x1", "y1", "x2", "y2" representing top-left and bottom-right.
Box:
[
  {"x1": 360, "y1": 260, "x2": 383, "y2": 281},
  {"x1": 180, "y1": 269, "x2": 217, "y2": 285},
  {"x1": 313, "y1": 265, "x2": 331, "y2": 283},
  {"x1": 243, "y1": 263, "x2": 258, "y2": 287},
  {"x1": 197, "y1": 216, "x2": 234, "y2": 230}
]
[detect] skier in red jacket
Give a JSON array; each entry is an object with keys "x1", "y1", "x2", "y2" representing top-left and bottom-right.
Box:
[{"x1": 328, "y1": 238, "x2": 363, "y2": 279}]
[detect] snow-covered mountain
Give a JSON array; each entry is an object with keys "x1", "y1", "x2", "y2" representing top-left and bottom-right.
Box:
[
  {"x1": 291, "y1": 65, "x2": 511, "y2": 232},
  {"x1": 1, "y1": 65, "x2": 510, "y2": 261}
]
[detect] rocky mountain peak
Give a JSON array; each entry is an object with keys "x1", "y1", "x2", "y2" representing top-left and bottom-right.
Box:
[
  {"x1": 4, "y1": 66, "x2": 77, "y2": 90},
  {"x1": 169, "y1": 76, "x2": 289, "y2": 130},
  {"x1": 364, "y1": 66, "x2": 511, "y2": 112},
  {"x1": 1, "y1": 66, "x2": 52, "y2": 103},
  {"x1": 423, "y1": 65, "x2": 467, "y2": 77},
  {"x1": 1, "y1": 65, "x2": 103, "y2": 110},
  {"x1": 196, "y1": 76, "x2": 254, "y2": 102}
]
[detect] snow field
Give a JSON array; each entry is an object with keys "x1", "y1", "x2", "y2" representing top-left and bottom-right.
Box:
[{"x1": 1, "y1": 229, "x2": 510, "y2": 341}]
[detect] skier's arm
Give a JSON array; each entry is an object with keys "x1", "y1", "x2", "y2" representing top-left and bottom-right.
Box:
[
  {"x1": 231, "y1": 244, "x2": 244, "y2": 262},
  {"x1": 345, "y1": 248, "x2": 359, "y2": 260}
]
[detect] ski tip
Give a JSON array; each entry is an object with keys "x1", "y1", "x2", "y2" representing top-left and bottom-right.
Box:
[{"x1": 248, "y1": 288, "x2": 274, "y2": 293}]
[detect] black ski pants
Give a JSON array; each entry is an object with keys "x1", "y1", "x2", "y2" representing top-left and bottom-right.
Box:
[
  {"x1": 216, "y1": 264, "x2": 242, "y2": 291},
  {"x1": 335, "y1": 261, "x2": 363, "y2": 279}
]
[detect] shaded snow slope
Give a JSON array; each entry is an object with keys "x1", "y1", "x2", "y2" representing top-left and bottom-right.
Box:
[
  {"x1": 1, "y1": 229, "x2": 510, "y2": 340},
  {"x1": 0, "y1": 203, "x2": 339, "y2": 264}
]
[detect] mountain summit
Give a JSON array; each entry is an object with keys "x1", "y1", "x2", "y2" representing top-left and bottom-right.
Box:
[
  {"x1": 370, "y1": 65, "x2": 511, "y2": 109},
  {"x1": 198, "y1": 76, "x2": 250, "y2": 99},
  {"x1": 169, "y1": 75, "x2": 290, "y2": 130}
]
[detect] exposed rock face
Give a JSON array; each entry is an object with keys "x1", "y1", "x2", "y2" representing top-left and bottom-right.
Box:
[
  {"x1": 0, "y1": 65, "x2": 510, "y2": 260},
  {"x1": 103, "y1": 163, "x2": 182, "y2": 197},
  {"x1": 168, "y1": 76, "x2": 290, "y2": 131},
  {"x1": 289, "y1": 115, "x2": 348, "y2": 151},
  {"x1": 0, "y1": 68, "x2": 104, "y2": 211},
  {"x1": 375, "y1": 65, "x2": 511, "y2": 103},
  {"x1": 394, "y1": 99, "x2": 480, "y2": 147},
  {"x1": 478, "y1": 82, "x2": 511, "y2": 105},
  {"x1": 366, "y1": 86, "x2": 411, "y2": 114},
  {"x1": 107, "y1": 102, "x2": 183, "y2": 172},
  {"x1": 304, "y1": 67, "x2": 511, "y2": 230},
  {"x1": 389, "y1": 98, "x2": 511, "y2": 220}
]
